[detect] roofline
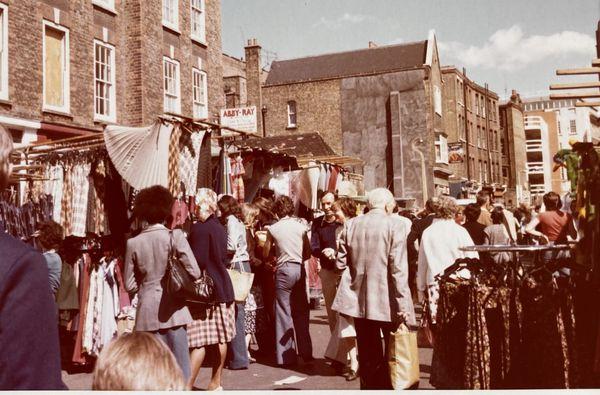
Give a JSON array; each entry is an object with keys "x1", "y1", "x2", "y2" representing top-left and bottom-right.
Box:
[
  {"x1": 263, "y1": 65, "x2": 426, "y2": 87},
  {"x1": 441, "y1": 66, "x2": 499, "y2": 99},
  {"x1": 222, "y1": 52, "x2": 244, "y2": 62},
  {"x1": 268, "y1": 39, "x2": 428, "y2": 65}
]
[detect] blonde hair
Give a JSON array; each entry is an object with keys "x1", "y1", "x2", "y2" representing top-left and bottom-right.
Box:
[
  {"x1": 0, "y1": 125, "x2": 13, "y2": 190},
  {"x1": 436, "y1": 196, "x2": 459, "y2": 219},
  {"x1": 241, "y1": 203, "x2": 260, "y2": 228},
  {"x1": 92, "y1": 332, "x2": 185, "y2": 391}
]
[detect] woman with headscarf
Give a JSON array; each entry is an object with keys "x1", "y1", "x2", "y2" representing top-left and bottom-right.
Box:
[{"x1": 187, "y1": 189, "x2": 236, "y2": 391}]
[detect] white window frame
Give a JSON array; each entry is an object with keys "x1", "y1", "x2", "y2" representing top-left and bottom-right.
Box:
[
  {"x1": 92, "y1": 0, "x2": 116, "y2": 13},
  {"x1": 569, "y1": 119, "x2": 577, "y2": 135},
  {"x1": 42, "y1": 20, "x2": 70, "y2": 114},
  {"x1": 162, "y1": 0, "x2": 179, "y2": 31},
  {"x1": 287, "y1": 100, "x2": 297, "y2": 128},
  {"x1": 435, "y1": 135, "x2": 448, "y2": 164},
  {"x1": 163, "y1": 57, "x2": 181, "y2": 114},
  {"x1": 192, "y1": 67, "x2": 208, "y2": 119},
  {"x1": 0, "y1": 4, "x2": 8, "y2": 101},
  {"x1": 93, "y1": 40, "x2": 116, "y2": 123},
  {"x1": 190, "y1": 0, "x2": 206, "y2": 44}
]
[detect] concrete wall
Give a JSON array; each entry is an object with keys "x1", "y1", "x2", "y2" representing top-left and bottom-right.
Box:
[
  {"x1": 262, "y1": 79, "x2": 342, "y2": 152},
  {"x1": 340, "y1": 69, "x2": 434, "y2": 203}
]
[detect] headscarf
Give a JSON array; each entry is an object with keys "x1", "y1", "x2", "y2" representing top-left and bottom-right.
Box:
[{"x1": 195, "y1": 188, "x2": 218, "y2": 222}]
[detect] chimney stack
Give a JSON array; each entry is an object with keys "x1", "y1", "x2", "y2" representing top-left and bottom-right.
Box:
[{"x1": 244, "y1": 38, "x2": 263, "y2": 135}]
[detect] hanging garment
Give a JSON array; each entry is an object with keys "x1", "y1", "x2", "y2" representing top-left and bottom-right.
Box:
[
  {"x1": 100, "y1": 258, "x2": 119, "y2": 351},
  {"x1": 104, "y1": 121, "x2": 173, "y2": 190},
  {"x1": 318, "y1": 164, "x2": 327, "y2": 192},
  {"x1": 179, "y1": 131, "x2": 205, "y2": 198},
  {"x1": 45, "y1": 165, "x2": 64, "y2": 222},
  {"x1": 231, "y1": 156, "x2": 246, "y2": 203},
  {"x1": 169, "y1": 199, "x2": 189, "y2": 229},
  {"x1": 196, "y1": 131, "x2": 212, "y2": 190},
  {"x1": 327, "y1": 166, "x2": 340, "y2": 193},
  {"x1": 60, "y1": 163, "x2": 74, "y2": 235},
  {"x1": 168, "y1": 124, "x2": 182, "y2": 197},
  {"x1": 72, "y1": 254, "x2": 92, "y2": 364},
  {"x1": 70, "y1": 163, "x2": 91, "y2": 237},
  {"x1": 83, "y1": 264, "x2": 104, "y2": 357},
  {"x1": 113, "y1": 258, "x2": 131, "y2": 311}
]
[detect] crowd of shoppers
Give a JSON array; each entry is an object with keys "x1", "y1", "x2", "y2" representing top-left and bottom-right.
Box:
[{"x1": 0, "y1": 123, "x2": 583, "y2": 390}]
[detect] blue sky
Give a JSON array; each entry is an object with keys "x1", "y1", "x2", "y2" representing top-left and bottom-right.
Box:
[{"x1": 222, "y1": 0, "x2": 599, "y2": 100}]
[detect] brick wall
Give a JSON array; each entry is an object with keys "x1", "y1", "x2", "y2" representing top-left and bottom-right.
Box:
[
  {"x1": 0, "y1": 0, "x2": 224, "y2": 136},
  {"x1": 262, "y1": 79, "x2": 342, "y2": 152}
]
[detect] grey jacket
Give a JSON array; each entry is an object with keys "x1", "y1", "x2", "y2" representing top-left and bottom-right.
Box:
[
  {"x1": 332, "y1": 209, "x2": 416, "y2": 325},
  {"x1": 124, "y1": 225, "x2": 201, "y2": 331}
]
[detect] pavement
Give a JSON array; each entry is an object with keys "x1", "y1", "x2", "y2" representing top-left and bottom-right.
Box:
[{"x1": 62, "y1": 307, "x2": 433, "y2": 390}]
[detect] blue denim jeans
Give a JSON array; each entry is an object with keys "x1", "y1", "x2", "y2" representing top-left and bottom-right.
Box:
[
  {"x1": 274, "y1": 261, "x2": 313, "y2": 365},
  {"x1": 226, "y1": 260, "x2": 251, "y2": 369},
  {"x1": 151, "y1": 325, "x2": 191, "y2": 380}
]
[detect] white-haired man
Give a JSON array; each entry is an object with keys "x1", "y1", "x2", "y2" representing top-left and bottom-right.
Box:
[
  {"x1": 332, "y1": 188, "x2": 416, "y2": 389},
  {"x1": 0, "y1": 126, "x2": 65, "y2": 390}
]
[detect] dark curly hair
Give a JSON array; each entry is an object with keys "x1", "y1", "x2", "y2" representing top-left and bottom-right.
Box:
[
  {"x1": 37, "y1": 220, "x2": 64, "y2": 251},
  {"x1": 253, "y1": 196, "x2": 276, "y2": 225},
  {"x1": 133, "y1": 185, "x2": 174, "y2": 224},
  {"x1": 273, "y1": 196, "x2": 295, "y2": 218},
  {"x1": 218, "y1": 195, "x2": 243, "y2": 222}
]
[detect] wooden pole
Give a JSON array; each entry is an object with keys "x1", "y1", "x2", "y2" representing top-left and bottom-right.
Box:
[
  {"x1": 550, "y1": 92, "x2": 600, "y2": 99},
  {"x1": 575, "y1": 101, "x2": 600, "y2": 107},
  {"x1": 550, "y1": 81, "x2": 600, "y2": 90},
  {"x1": 556, "y1": 67, "x2": 600, "y2": 75}
]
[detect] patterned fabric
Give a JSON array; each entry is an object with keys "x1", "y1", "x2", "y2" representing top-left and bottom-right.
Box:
[
  {"x1": 71, "y1": 163, "x2": 91, "y2": 237},
  {"x1": 168, "y1": 124, "x2": 182, "y2": 197},
  {"x1": 179, "y1": 131, "x2": 205, "y2": 197},
  {"x1": 231, "y1": 156, "x2": 245, "y2": 203},
  {"x1": 187, "y1": 303, "x2": 236, "y2": 347},
  {"x1": 60, "y1": 163, "x2": 74, "y2": 235},
  {"x1": 245, "y1": 310, "x2": 257, "y2": 334}
]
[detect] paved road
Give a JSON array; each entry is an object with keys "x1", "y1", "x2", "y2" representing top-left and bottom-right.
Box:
[{"x1": 62, "y1": 307, "x2": 433, "y2": 390}]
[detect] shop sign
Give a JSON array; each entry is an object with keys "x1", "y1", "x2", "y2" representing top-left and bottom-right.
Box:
[
  {"x1": 448, "y1": 142, "x2": 465, "y2": 164},
  {"x1": 220, "y1": 106, "x2": 257, "y2": 135}
]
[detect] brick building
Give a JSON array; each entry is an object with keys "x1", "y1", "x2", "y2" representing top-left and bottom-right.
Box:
[
  {"x1": 242, "y1": 32, "x2": 449, "y2": 205},
  {"x1": 499, "y1": 90, "x2": 529, "y2": 207},
  {"x1": 441, "y1": 66, "x2": 503, "y2": 200},
  {"x1": 1, "y1": 0, "x2": 223, "y2": 147},
  {"x1": 522, "y1": 96, "x2": 600, "y2": 196}
]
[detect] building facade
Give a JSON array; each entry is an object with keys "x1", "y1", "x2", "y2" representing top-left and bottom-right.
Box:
[
  {"x1": 441, "y1": 66, "x2": 503, "y2": 200},
  {"x1": 245, "y1": 32, "x2": 449, "y2": 205},
  {"x1": 2, "y1": 0, "x2": 223, "y2": 147},
  {"x1": 523, "y1": 97, "x2": 600, "y2": 196},
  {"x1": 499, "y1": 90, "x2": 529, "y2": 206}
]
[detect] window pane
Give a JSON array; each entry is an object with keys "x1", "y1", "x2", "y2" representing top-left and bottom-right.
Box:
[{"x1": 44, "y1": 27, "x2": 65, "y2": 107}]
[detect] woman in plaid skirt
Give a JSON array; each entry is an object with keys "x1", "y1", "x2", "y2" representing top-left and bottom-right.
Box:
[{"x1": 187, "y1": 189, "x2": 236, "y2": 391}]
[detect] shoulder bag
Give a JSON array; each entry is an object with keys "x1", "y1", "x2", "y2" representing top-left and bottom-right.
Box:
[{"x1": 164, "y1": 231, "x2": 215, "y2": 304}]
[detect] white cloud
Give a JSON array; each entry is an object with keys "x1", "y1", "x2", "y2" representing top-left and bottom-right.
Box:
[
  {"x1": 312, "y1": 13, "x2": 374, "y2": 29},
  {"x1": 438, "y1": 25, "x2": 595, "y2": 72},
  {"x1": 389, "y1": 37, "x2": 405, "y2": 45}
]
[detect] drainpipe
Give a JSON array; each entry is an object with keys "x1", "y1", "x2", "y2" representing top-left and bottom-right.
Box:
[{"x1": 411, "y1": 137, "x2": 428, "y2": 204}]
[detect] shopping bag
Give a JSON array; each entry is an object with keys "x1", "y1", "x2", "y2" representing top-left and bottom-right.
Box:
[
  {"x1": 388, "y1": 324, "x2": 420, "y2": 389},
  {"x1": 417, "y1": 304, "x2": 434, "y2": 348},
  {"x1": 227, "y1": 269, "x2": 255, "y2": 302}
]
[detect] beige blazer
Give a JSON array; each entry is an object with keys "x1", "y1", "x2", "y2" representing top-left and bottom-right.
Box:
[
  {"x1": 124, "y1": 225, "x2": 201, "y2": 331},
  {"x1": 332, "y1": 208, "x2": 416, "y2": 325}
]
